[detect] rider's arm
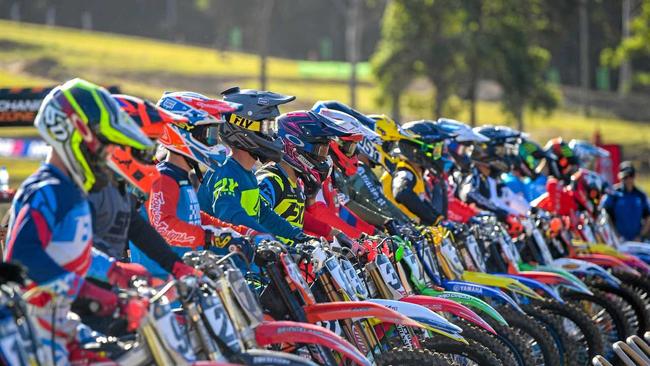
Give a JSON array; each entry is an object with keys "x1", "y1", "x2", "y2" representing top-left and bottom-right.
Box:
[
  {"x1": 199, "y1": 212, "x2": 257, "y2": 236},
  {"x1": 258, "y1": 201, "x2": 303, "y2": 239},
  {"x1": 127, "y1": 200, "x2": 181, "y2": 274},
  {"x1": 4, "y1": 199, "x2": 70, "y2": 284},
  {"x1": 303, "y1": 209, "x2": 334, "y2": 238},
  {"x1": 392, "y1": 170, "x2": 441, "y2": 225},
  {"x1": 148, "y1": 173, "x2": 207, "y2": 248}
]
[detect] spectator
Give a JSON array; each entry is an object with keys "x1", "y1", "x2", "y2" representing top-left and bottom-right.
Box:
[{"x1": 603, "y1": 161, "x2": 650, "y2": 241}]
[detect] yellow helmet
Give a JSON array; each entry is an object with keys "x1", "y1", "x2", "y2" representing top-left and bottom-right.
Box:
[
  {"x1": 369, "y1": 114, "x2": 417, "y2": 142},
  {"x1": 368, "y1": 114, "x2": 411, "y2": 172}
]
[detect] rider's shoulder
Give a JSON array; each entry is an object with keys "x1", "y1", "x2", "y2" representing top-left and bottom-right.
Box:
[{"x1": 15, "y1": 164, "x2": 86, "y2": 218}]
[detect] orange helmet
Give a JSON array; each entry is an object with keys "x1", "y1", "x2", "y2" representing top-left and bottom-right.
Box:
[{"x1": 108, "y1": 94, "x2": 188, "y2": 194}]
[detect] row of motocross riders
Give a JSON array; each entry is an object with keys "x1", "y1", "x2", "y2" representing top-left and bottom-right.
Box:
[{"x1": 2, "y1": 77, "x2": 650, "y2": 366}]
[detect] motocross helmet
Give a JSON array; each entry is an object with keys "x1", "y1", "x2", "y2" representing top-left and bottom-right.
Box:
[
  {"x1": 316, "y1": 108, "x2": 375, "y2": 177},
  {"x1": 568, "y1": 139, "x2": 609, "y2": 170},
  {"x1": 312, "y1": 101, "x2": 383, "y2": 168},
  {"x1": 516, "y1": 138, "x2": 547, "y2": 178},
  {"x1": 471, "y1": 125, "x2": 520, "y2": 174},
  {"x1": 276, "y1": 110, "x2": 355, "y2": 195},
  {"x1": 397, "y1": 120, "x2": 451, "y2": 170},
  {"x1": 312, "y1": 100, "x2": 376, "y2": 130},
  {"x1": 219, "y1": 87, "x2": 295, "y2": 163},
  {"x1": 157, "y1": 91, "x2": 241, "y2": 170},
  {"x1": 34, "y1": 78, "x2": 153, "y2": 193},
  {"x1": 572, "y1": 168, "x2": 604, "y2": 215},
  {"x1": 370, "y1": 114, "x2": 417, "y2": 172},
  {"x1": 109, "y1": 94, "x2": 188, "y2": 194},
  {"x1": 435, "y1": 118, "x2": 489, "y2": 143},
  {"x1": 545, "y1": 137, "x2": 579, "y2": 181}
]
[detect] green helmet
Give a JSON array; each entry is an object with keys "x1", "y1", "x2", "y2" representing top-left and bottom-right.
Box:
[{"x1": 34, "y1": 78, "x2": 153, "y2": 192}]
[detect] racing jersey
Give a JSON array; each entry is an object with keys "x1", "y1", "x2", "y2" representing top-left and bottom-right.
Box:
[
  {"x1": 338, "y1": 163, "x2": 411, "y2": 225},
  {"x1": 502, "y1": 173, "x2": 547, "y2": 203},
  {"x1": 198, "y1": 157, "x2": 301, "y2": 240},
  {"x1": 531, "y1": 177, "x2": 576, "y2": 218},
  {"x1": 457, "y1": 168, "x2": 512, "y2": 220},
  {"x1": 89, "y1": 183, "x2": 180, "y2": 273},
  {"x1": 256, "y1": 164, "x2": 306, "y2": 228},
  {"x1": 4, "y1": 164, "x2": 114, "y2": 302},
  {"x1": 382, "y1": 161, "x2": 441, "y2": 225},
  {"x1": 131, "y1": 162, "x2": 250, "y2": 277}
]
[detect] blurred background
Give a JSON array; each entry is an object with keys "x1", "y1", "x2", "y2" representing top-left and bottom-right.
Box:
[{"x1": 0, "y1": 0, "x2": 650, "y2": 190}]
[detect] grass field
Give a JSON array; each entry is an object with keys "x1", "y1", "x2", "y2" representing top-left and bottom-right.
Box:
[{"x1": 1, "y1": 20, "x2": 650, "y2": 192}]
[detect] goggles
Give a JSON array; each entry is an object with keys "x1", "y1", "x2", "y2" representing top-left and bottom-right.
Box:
[{"x1": 192, "y1": 124, "x2": 221, "y2": 146}]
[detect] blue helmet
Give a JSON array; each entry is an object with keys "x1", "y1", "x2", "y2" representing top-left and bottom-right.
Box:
[{"x1": 312, "y1": 100, "x2": 376, "y2": 130}]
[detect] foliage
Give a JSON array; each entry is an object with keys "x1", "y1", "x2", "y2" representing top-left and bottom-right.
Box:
[{"x1": 371, "y1": 0, "x2": 558, "y2": 126}]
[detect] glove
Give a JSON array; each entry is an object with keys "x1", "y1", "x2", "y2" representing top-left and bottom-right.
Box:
[
  {"x1": 78, "y1": 281, "x2": 118, "y2": 316},
  {"x1": 203, "y1": 226, "x2": 244, "y2": 249},
  {"x1": 108, "y1": 262, "x2": 151, "y2": 288},
  {"x1": 293, "y1": 231, "x2": 318, "y2": 244},
  {"x1": 171, "y1": 261, "x2": 203, "y2": 279}
]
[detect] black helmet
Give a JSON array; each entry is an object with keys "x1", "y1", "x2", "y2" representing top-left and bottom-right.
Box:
[
  {"x1": 219, "y1": 87, "x2": 295, "y2": 162},
  {"x1": 397, "y1": 120, "x2": 454, "y2": 169},
  {"x1": 470, "y1": 125, "x2": 520, "y2": 174}
]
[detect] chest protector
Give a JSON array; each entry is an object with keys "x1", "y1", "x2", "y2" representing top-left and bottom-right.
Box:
[{"x1": 381, "y1": 161, "x2": 425, "y2": 221}]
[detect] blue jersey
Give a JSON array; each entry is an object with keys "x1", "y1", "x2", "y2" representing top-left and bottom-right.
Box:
[
  {"x1": 603, "y1": 185, "x2": 650, "y2": 241},
  {"x1": 4, "y1": 164, "x2": 113, "y2": 300},
  {"x1": 197, "y1": 157, "x2": 300, "y2": 239}
]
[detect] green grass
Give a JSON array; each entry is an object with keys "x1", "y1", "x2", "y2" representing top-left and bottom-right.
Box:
[{"x1": 0, "y1": 157, "x2": 42, "y2": 188}]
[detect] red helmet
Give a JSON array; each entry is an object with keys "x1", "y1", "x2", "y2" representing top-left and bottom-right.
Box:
[
  {"x1": 571, "y1": 169, "x2": 603, "y2": 215},
  {"x1": 108, "y1": 94, "x2": 188, "y2": 194}
]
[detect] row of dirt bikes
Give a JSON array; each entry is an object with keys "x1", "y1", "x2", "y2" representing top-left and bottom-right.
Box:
[{"x1": 2, "y1": 98, "x2": 650, "y2": 366}]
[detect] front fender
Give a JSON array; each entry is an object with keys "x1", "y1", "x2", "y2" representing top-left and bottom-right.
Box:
[
  {"x1": 420, "y1": 288, "x2": 508, "y2": 326},
  {"x1": 401, "y1": 295, "x2": 496, "y2": 334},
  {"x1": 461, "y1": 271, "x2": 544, "y2": 300},
  {"x1": 498, "y1": 274, "x2": 564, "y2": 302},
  {"x1": 366, "y1": 298, "x2": 466, "y2": 343},
  {"x1": 546, "y1": 258, "x2": 621, "y2": 288},
  {"x1": 574, "y1": 253, "x2": 640, "y2": 277},
  {"x1": 303, "y1": 301, "x2": 421, "y2": 328},
  {"x1": 443, "y1": 280, "x2": 524, "y2": 313},
  {"x1": 255, "y1": 321, "x2": 371, "y2": 366}
]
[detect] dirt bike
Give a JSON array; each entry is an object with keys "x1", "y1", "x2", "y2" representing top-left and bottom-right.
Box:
[
  {"x1": 253, "y1": 239, "x2": 444, "y2": 366},
  {"x1": 0, "y1": 263, "x2": 49, "y2": 366}
]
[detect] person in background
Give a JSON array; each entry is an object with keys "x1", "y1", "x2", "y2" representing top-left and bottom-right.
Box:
[{"x1": 603, "y1": 161, "x2": 650, "y2": 241}]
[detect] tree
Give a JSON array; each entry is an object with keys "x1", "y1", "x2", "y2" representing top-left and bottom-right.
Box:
[
  {"x1": 371, "y1": 0, "x2": 558, "y2": 128},
  {"x1": 602, "y1": 0, "x2": 650, "y2": 91}
]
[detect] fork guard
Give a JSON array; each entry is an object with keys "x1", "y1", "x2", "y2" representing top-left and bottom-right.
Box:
[
  {"x1": 255, "y1": 320, "x2": 372, "y2": 366},
  {"x1": 443, "y1": 280, "x2": 525, "y2": 313},
  {"x1": 401, "y1": 295, "x2": 496, "y2": 334}
]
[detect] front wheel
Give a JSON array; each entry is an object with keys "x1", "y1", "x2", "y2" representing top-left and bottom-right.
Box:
[
  {"x1": 375, "y1": 347, "x2": 452, "y2": 366},
  {"x1": 421, "y1": 333, "x2": 502, "y2": 366}
]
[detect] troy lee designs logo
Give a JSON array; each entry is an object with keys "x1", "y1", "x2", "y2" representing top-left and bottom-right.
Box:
[{"x1": 149, "y1": 191, "x2": 197, "y2": 244}]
